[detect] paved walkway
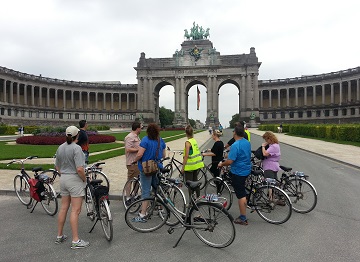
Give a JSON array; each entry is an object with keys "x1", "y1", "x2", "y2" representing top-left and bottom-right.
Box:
[
  {"x1": 0, "y1": 131, "x2": 212, "y2": 197},
  {"x1": 1, "y1": 129, "x2": 359, "y2": 197}
]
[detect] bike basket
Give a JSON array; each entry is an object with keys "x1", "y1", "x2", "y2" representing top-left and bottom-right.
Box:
[{"x1": 38, "y1": 173, "x2": 50, "y2": 183}]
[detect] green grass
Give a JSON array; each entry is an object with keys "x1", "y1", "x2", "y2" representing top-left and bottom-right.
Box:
[{"x1": 0, "y1": 130, "x2": 201, "y2": 170}]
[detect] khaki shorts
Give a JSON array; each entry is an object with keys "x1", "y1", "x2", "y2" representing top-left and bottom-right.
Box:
[
  {"x1": 127, "y1": 164, "x2": 140, "y2": 180},
  {"x1": 60, "y1": 174, "x2": 86, "y2": 197}
]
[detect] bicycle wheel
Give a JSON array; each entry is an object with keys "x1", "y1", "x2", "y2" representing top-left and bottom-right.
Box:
[
  {"x1": 99, "y1": 198, "x2": 113, "y2": 241},
  {"x1": 41, "y1": 183, "x2": 58, "y2": 216},
  {"x1": 254, "y1": 184, "x2": 292, "y2": 224},
  {"x1": 85, "y1": 186, "x2": 96, "y2": 221},
  {"x1": 197, "y1": 167, "x2": 208, "y2": 190},
  {"x1": 283, "y1": 178, "x2": 317, "y2": 214},
  {"x1": 189, "y1": 202, "x2": 235, "y2": 248},
  {"x1": 160, "y1": 183, "x2": 186, "y2": 226},
  {"x1": 204, "y1": 177, "x2": 233, "y2": 210},
  {"x1": 14, "y1": 175, "x2": 32, "y2": 206},
  {"x1": 88, "y1": 170, "x2": 110, "y2": 190},
  {"x1": 125, "y1": 197, "x2": 169, "y2": 233},
  {"x1": 41, "y1": 169, "x2": 61, "y2": 197},
  {"x1": 122, "y1": 178, "x2": 142, "y2": 210}
]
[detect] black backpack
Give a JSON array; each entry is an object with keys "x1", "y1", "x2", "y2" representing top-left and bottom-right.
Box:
[{"x1": 253, "y1": 144, "x2": 269, "y2": 160}]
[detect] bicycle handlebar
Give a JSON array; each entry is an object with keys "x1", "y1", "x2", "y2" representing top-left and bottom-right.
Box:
[{"x1": 6, "y1": 156, "x2": 38, "y2": 166}]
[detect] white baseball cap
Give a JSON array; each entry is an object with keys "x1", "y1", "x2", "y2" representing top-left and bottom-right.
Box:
[{"x1": 66, "y1": 126, "x2": 80, "y2": 137}]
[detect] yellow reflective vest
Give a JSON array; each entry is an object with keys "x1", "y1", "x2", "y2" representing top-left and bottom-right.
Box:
[
  {"x1": 245, "y1": 129, "x2": 251, "y2": 142},
  {"x1": 183, "y1": 138, "x2": 205, "y2": 171}
]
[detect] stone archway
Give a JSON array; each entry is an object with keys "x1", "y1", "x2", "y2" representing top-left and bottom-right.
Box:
[{"x1": 134, "y1": 24, "x2": 261, "y2": 126}]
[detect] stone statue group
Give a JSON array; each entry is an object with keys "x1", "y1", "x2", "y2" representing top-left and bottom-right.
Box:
[{"x1": 184, "y1": 22, "x2": 210, "y2": 40}]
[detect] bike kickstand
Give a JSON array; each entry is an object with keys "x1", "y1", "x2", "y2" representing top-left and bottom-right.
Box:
[
  {"x1": 89, "y1": 218, "x2": 99, "y2": 233},
  {"x1": 173, "y1": 227, "x2": 189, "y2": 248},
  {"x1": 29, "y1": 201, "x2": 38, "y2": 213}
]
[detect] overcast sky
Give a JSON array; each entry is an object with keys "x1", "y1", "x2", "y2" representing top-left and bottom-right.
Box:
[{"x1": 1, "y1": 0, "x2": 359, "y2": 127}]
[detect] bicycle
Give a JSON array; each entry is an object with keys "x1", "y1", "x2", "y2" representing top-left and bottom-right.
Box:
[
  {"x1": 251, "y1": 152, "x2": 317, "y2": 214},
  {"x1": 125, "y1": 163, "x2": 236, "y2": 248},
  {"x1": 122, "y1": 158, "x2": 186, "y2": 227},
  {"x1": 165, "y1": 146, "x2": 211, "y2": 190},
  {"x1": 42, "y1": 160, "x2": 110, "y2": 197},
  {"x1": 278, "y1": 165, "x2": 318, "y2": 214},
  {"x1": 9, "y1": 156, "x2": 58, "y2": 216},
  {"x1": 84, "y1": 174, "x2": 113, "y2": 241},
  {"x1": 245, "y1": 168, "x2": 292, "y2": 224}
]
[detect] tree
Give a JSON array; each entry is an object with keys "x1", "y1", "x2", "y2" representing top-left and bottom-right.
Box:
[
  {"x1": 229, "y1": 113, "x2": 240, "y2": 128},
  {"x1": 159, "y1": 106, "x2": 174, "y2": 128},
  {"x1": 188, "y1": 118, "x2": 196, "y2": 128}
]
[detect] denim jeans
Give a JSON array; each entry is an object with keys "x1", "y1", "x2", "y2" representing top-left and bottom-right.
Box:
[{"x1": 139, "y1": 171, "x2": 159, "y2": 198}]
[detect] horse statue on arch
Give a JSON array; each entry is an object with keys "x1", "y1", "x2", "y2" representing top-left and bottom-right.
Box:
[{"x1": 204, "y1": 28, "x2": 210, "y2": 39}]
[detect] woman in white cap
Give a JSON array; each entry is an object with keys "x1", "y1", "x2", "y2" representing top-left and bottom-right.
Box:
[{"x1": 55, "y1": 126, "x2": 89, "y2": 249}]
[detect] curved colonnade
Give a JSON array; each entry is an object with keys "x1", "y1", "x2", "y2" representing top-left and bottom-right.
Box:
[
  {"x1": 259, "y1": 67, "x2": 360, "y2": 124},
  {"x1": 1, "y1": 65, "x2": 360, "y2": 127},
  {"x1": 0, "y1": 66, "x2": 138, "y2": 126}
]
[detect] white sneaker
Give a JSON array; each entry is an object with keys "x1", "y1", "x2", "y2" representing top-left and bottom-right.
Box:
[{"x1": 71, "y1": 239, "x2": 90, "y2": 249}]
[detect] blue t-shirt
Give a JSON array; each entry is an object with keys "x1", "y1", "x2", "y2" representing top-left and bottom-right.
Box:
[
  {"x1": 228, "y1": 138, "x2": 252, "y2": 176},
  {"x1": 138, "y1": 136, "x2": 166, "y2": 172}
]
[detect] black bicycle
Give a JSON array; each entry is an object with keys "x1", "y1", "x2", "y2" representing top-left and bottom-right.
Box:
[
  {"x1": 9, "y1": 156, "x2": 58, "y2": 216},
  {"x1": 84, "y1": 174, "x2": 113, "y2": 241},
  {"x1": 125, "y1": 164, "x2": 235, "y2": 248}
]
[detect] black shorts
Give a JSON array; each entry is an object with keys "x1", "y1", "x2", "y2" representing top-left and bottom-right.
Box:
[{"x1": 230, "y1": 172, "x2": 248, "y2": 199}]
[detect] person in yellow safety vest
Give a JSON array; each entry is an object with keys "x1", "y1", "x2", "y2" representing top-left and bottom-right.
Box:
[{"x1": 181, "y1": 125, "x2": 205, "y2": 199}]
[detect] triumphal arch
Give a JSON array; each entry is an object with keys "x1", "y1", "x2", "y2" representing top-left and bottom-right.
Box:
[{"x1": 134, "y1": 23, "x2": 261, "y2": 126}]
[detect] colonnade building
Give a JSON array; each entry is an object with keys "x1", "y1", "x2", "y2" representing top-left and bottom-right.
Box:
[{"x1": 1, "y1": 63, "x2": 360, "y2": 127}]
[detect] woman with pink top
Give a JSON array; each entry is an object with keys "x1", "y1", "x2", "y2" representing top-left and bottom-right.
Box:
[{"x1": 261, "y1": 131, "x2": 281, "y2": 180}]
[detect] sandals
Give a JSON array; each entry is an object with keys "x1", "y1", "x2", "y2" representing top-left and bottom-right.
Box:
[{"x1": 234, "y1": 217, "x2": 248, "y2": 225}]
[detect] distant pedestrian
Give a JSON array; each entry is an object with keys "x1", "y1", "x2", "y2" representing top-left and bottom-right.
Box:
[
  {"x1": 278, "y1": 123, "x2": 283, "y2": 133},
  {"x1": 208, "y1": 126, "x2": 212, "y2": 135},
  {"x1": 76, "y1": 120, "x2": 89, "y2": 164},
  {"x1": 20, "y1": 126, "x2": 24, "y2": 136}
]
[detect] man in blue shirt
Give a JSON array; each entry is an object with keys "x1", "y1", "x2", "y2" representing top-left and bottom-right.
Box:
[{"x1": 218, "y1": 125, "x2": 251, "y2": 225}]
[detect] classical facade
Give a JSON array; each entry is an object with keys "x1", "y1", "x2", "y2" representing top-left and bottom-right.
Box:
[
  {"x1": 0, "y1": 24, "x2": 360, "y2": 127},
  {"x1": 259, "y1": 67, "x2": 360, "y2": 124},
  {"x1": 0, "y1": 66, "x2": 138, "y2": 126}
]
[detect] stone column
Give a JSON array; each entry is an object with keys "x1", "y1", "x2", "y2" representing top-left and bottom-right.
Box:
[
  {"x1": 95, "y1": 92, "x2": 98, "y2": 109},
  {"x1": 111, "y1": 93, "x2": 114, "y2": 110},
  {"x1": 9, "y1": 81, "x2": 13, "y2": 104},
  {"x1": 240, "y1": 75, "x2": 246, "y2": 111},
  {"x1": 180, "y1": 77, "x2": 185, "y2": 111},
  {"x1": 175, "y1": 77, "x2": 180, "y2": 112},
  {"x1": 348, "y1": 81, "x2": 352, "y2": 102},
  {"x1": 71, "y1": 91, "x2": 74, "y2": 109},
  {"x1": 295, "y1": 87, "x2": 298, "y2": 106},
  {"x1": 16, "y1": 83, "x2": 20, "y2": 104},
  {"x1": 277, "y1": 89, "x2": 281, "y2": 107},
  {"x1": 357, "y1": 79, "x2": 360, "y2": 102},
  {"x1": 55, "y1": 89, "x2": 58, "y2": 108},
  {"x1": 87, "y1": 92, "x2": 90, "y2": 109},
  {"x1": 127, "y1": 93, "x2": 130, "y2": 110},
  {"x1": 304, "y1": 87, "x2": 307, "y2": 106},
  {"x1": 103, "y1": 92, "x2": 106, "y2": 110},
  {"x1": 24, "y1": 84, "x2": 27, "y2": 105},
  {"x1": 313, "y1": 85, "x2": 316, "y2": 105},
  {"x1": 213, "y1": 78, "x2": 218, "y2": 115},
  {"x1": 253, "y1": 73, "x2": 259, "y2": 109},
  {"x1": 269, "y1": 90, "x2": 272, "y2": 108},
  {"x1": 260, "y1": 90, "x2": 263, "y2": 108},
  {"x1": 207, "y1": 76, "x2": 212, "y2": 113},
  {"x1": 2, "y1": 80, "x2": 6, "y2": 102},
  {"x1": 149, "y1": 78, "x2": 153, "y2": 111},
  {"x1": 39, "y1": 87, "x2": 42, "y2": 106},
  {"x1": 62, "y1": 90, "x2": 65, "y2": 109},
  {"x1": 79, "y1": 91, "x2": 83, "y2": 109},
  {"x1": 286, "y1": 88, "x2": 289, "y2": 107},
  {"x1": 119, "y1": 92, "x2": 122, "y2": 110},
  {"x1": 31, "y1": 85, "x2": 35, "y2": 106},
  {"x1": 339, "y1": 81, "x2": 343, "y2": 105},
  {"x1": 330, "y1": 83, "x2": 334, "y2": 103},
  {"x1": 46, "y1": 88, "x2": 50, "y2": 107},
  {"x1": 322, "y1": 84, "x2": 325, "y2": 105}
]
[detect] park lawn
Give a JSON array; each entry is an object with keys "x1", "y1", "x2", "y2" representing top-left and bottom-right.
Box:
[{"x1": 0, "y1": 130, "x2": 199, "y2": 170}]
